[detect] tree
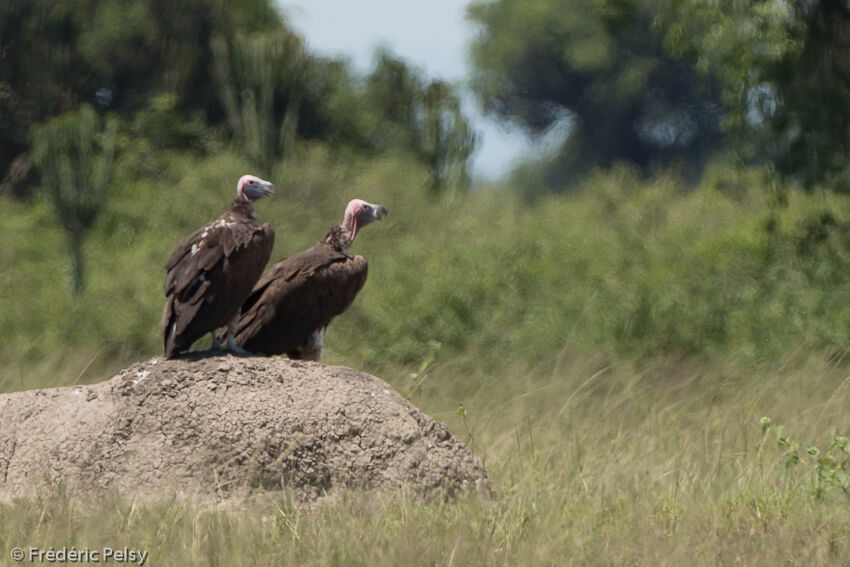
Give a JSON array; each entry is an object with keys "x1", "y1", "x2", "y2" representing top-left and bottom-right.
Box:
[
  {"x1": 653, "y1": 0, "x2": 850, "y2": 190},
  {"x1": 212, "y1": 30, "x2": 309, "y2": 173},
  {"x1": 363, "y1": 50, "x2": 476, "y2": 192},
  {"x1": 31, "y1": 105, "x2": 117, "y2": 294},
  {"x1": 467, "y1": 0, "x2": 727, "y2": 185},
  {"x1": 768, "y1": 0, "x2": 850, "y2": 189},
  {"x1": 0, "y1": 0, "x2": 283, "y2": 197},
  {"x1": 420, "y1": 81, "x2": 476, "y2": 192}
]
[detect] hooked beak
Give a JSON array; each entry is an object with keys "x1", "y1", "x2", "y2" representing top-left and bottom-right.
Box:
[
  {"x1": 244, "y1": 180, "x2": 276, "y2": 201},
  {"x1": 374, "y1": 205, "x2": 388, "y2": 221},
  {"x1": 257, "y1": 181, "x2": 276, "y2": 197}
]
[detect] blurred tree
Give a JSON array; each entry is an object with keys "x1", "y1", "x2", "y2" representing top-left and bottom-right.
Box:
[
  {"x1": 212, "y1": 30, "x2": 309, "y2": 173},
  {"x1": 0, "y1": 0, "x2": 282, "y2": 197},
  {"x1": 420, "y1": 81, "x2": 476, "y2": 192},
  {"x1": 467, "y1": 0, "x2": 726, "y2": 187},
  {"x1": 1, "y1": 0, "x2": 477, "y2": 200},
  {"x1": 365, "y1": 52, "x2": 423, "y2": 152},
  {"x1": 635, "y1": 0, "x2": 849, "y2": 190},
  {"x1": 31, "y1": 105, "x2": 117, "y2": 294},
  {"x1": 654, "y1": 0, "x2": 801, "y2": 173},
  {"x1": 765, "y1": 0, "x2": 850, "y2": 190},
  {"x1": 211, "y1": 30, "x2": 364, "y2": 175},
  {"x1": 364, "y1": 50, "x2": 476, "y2": 192}
]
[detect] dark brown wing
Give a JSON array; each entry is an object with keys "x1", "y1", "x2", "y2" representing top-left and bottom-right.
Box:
[
  {"x1": 231, "y1": 243, "x2": 368, "y2": 355},
  {"x1": 160, "y1": 214, "x2": 274, "y2": 358}
]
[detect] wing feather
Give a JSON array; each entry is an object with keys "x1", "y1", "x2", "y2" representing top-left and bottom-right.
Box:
[
  {"x1": 161, "y1": 215, "x2": 274, "y2": 358},
  {"x1": 231, "y1": 244, "x2": 369, "y2": 355}
]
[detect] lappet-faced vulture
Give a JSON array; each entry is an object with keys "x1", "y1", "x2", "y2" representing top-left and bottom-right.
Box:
[
  {"x1": 160, "y1": 175, "x2": 276, "y2": 358},
  {"x1": 227, "y1": 199, "x2": 387, "y2": 360}
]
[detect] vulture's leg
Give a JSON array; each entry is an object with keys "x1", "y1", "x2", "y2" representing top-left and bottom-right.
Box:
[
  {"x1": 225, "y1": 333, "x2": 249, "y2": 355},
  {"x1": 209, "y1": 331, "x2": 222, "y2": 351},
  {"x1": 297, "y1": 328, "x2": 325, "y2": 361},
  {"x1": 314, "y1": 328, "x2": 325, "y2": 361},
  {"x1": 221, "y1": 314, "x2": 249, "y2": 355}
]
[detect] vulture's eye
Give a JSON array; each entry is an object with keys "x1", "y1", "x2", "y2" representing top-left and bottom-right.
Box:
[{"x1": 362, "y1": 204, "x2": 371, "y2": 211}]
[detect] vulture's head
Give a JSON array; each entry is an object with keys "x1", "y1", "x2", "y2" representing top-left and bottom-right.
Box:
[
  {"x1": 342, "y1": 199, "x2": 388, "y2": 245},
  {"x1": 237, "y1": 174, "x2": 276, "y2": 202}
]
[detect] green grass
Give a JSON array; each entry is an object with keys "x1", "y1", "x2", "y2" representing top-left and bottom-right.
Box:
[
  {"x1": 4, "y1": 148, "x2": 850, "y2": 564},
  {"x1": 3, "y1": 353, "x2": 850, "y2": 565}
]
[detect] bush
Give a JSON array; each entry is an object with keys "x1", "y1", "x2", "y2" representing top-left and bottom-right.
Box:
[{"x1": 5, "y1": 152, "x2": 850, "y2": 382}]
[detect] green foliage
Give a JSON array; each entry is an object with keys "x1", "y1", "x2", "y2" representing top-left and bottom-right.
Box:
[
  {"x1": 7, "y1": 146, "x2": 850, "y2": 371},
  {"x1": 335, "y1": 164, "x2": 850, "y2": 368},
  {"x1": 31, "y1": 106, "x2": 118, "y2": 233},
  {"x1": 1, "y1": 0, "x2": 478, "y2": 207},
  {"x1": 471, "y1": 0, "x2": 850, "y2": 192},
  {"x1": 467, "y1": 0, "x2": 726, "y2": 183},
  {"x1": 758, "y1": 417, "x2": 850, "y2": 500},
  {"x1": 420, "y1": 81, "x2": 476, "y2": 192},
  {"x1": 771, "y1": 1, "x2": 850, "y2": 190},
  {"x1": 212, "y1": 30, "x2": 309, "y2": 173},
  {"x1": 130, "y1": 93, "x2": 208, "y2": 150},
  {"x1": 0, "y1": 0, "x2": 284, "y2": 195},
  {"x1": 30, "y1": 105, "x2": 118, "y2": 294},
  {"x1": 359, "y1": 50, "x2": 476, "y2": 192},
  {"x1": 657, "y1": 0, "x2": 799, "y2": 127},
  {"x1": 657, "y1": 0, "x2": 850, "y2": 190}
]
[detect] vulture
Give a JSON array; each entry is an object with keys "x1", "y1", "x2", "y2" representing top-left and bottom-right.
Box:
[
  {"x1": 160, "y1": 174, "x2": 276, "y2": 359},
  {"x1": 226, "y1": 198, "x2": 388, "y2": 360}
]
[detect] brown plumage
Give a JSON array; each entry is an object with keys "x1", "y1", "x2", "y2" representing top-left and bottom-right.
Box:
[
  {"x1": 160, "y1": 175, "x2": 276, "y2": 358},
  {"x1": 227, "y1": 199, "x2": 387, "y2": 360}
]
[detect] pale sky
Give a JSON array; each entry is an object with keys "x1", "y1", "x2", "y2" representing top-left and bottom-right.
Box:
[{"x1": 280, "y1": 0, "x2": 535, "y2": 179}]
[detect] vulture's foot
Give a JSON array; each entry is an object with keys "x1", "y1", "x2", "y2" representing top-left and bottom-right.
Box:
[
  {"x1": 207, "y1": 331, "x2": 226, "y2": 351},
  {"x1": 225, "y1": 334, "x2": 250, "y2": 355}
]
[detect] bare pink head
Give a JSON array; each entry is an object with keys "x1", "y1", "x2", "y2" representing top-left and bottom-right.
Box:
[
  {"x1": 340, "y1": 199, "x2": 388, "y2": 247},
  {"x1": 237, "y1": 174, "x2": 276, "y2": 202}
]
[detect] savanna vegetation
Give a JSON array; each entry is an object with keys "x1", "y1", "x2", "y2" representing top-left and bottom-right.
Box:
[{"x1": 2, "y1": 0, "x2": 850, "y2": 565}]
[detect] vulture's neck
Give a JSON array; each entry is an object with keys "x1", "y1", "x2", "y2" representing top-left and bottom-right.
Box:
[
  {"x1": 229, "y1": 197, "x2": 257, "y2": 221},
  {"x1": 336, "y1": 207, "x2": 363, "y2": 249},
  {"x1": 321, "y1": 225, "x2": 352, "y2": 254}
]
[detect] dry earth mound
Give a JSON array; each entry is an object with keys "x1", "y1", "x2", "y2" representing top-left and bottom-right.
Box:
[{"x1": 0, "y1": 355, "x2": 488, "y2": 503}]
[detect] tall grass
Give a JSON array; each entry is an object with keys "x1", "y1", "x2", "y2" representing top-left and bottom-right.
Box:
[
  {"x1": 3, "y1": 354, "x2": 850, "y2": 565},
  {"x1": 4, "y1": 147, "x2": 850, "y2": 564}
]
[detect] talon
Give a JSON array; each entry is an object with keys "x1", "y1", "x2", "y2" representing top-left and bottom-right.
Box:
[
  {"x1": 209, "y1": 331, "x2": 223, "y2": 351},
  {"x1": 226, "y1": 333, "x2": 250, "y2": 355}
]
